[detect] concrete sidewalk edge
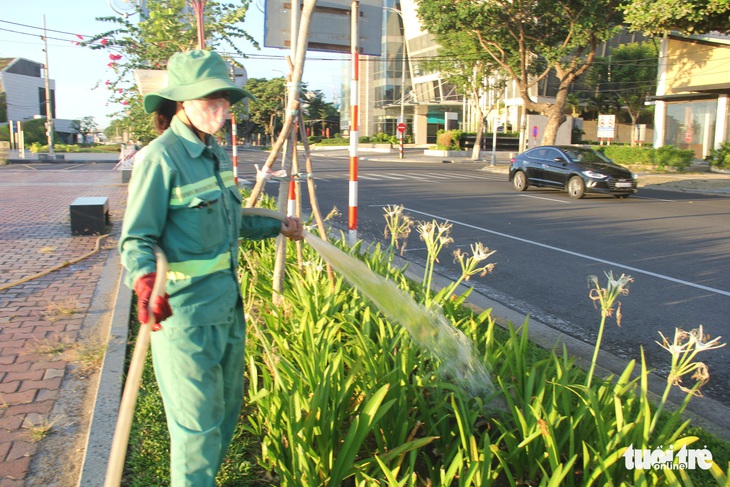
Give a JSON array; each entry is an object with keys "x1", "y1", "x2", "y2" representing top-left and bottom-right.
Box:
[{"x1": 77, "y1": 266, "x2": 131, "y2": 487}]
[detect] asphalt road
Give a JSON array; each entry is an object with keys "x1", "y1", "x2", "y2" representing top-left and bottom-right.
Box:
[{"x1": 237, "y1": 147, "x2": 730, "y2": 407}]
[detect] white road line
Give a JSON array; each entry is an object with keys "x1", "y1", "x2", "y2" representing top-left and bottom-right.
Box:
[
  {"x1": 404, "y1": 207, "x2": 730, "y2": 297},
  {"x1": 521, "y1": 194, "x2": 571, "y2": 204},
  {"x1": 396, "y1": 173, "x2": 431, "y2": 180},
  {"x1": 369, "y1": 173, "x2": 404, "y2": 180}
]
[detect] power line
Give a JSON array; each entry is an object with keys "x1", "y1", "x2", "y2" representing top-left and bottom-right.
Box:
[{"x1": 0, "y1": 19, "x2": 95, "y2": 39}]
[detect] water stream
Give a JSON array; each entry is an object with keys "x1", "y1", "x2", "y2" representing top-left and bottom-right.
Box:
[{"x1": 304, "y1": 232, "x2": 497, "y2": 397}]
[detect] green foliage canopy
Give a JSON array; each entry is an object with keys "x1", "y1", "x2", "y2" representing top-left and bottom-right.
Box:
[
  {"x1": 584, "y1": 42, "x2": 659, "y2": 125},
  {"x1": 245, "y1": 77, "x2": 287, "y2": 139},
  {"x1": 621, "y1": 0, "x2": 730, "y2": 35},
  {"x1": 416, "y1": 0, "x2": 624, "y2": 145},
  {"x1": 83, "y1": 0, "x2": 258, "y2": 143}
]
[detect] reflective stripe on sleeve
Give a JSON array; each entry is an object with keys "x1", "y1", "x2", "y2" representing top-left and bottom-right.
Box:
[
  {"x1": 219, "y1": 170, "x2": 236, "y2": 188},
  {"x1": 166, "y1": 252, "x2": 231, "y2": 281}
]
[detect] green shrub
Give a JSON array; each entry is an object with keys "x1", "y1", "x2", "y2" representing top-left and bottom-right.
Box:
[
  {"x1": 651, "y1": 145, "x2": 695, "y2": 171},
  {"x1": 372, "y1": 132, "x2": 391, "y2": 143},
  {"x1": 436, "y1": 129, "x2": 463, "y2": 150},
  {"x1": 307, "y1": 135, "x2": 322, "y2": 144},
  {"x1": 706, "y1": 142, "x2": 730, "y2": 169},
  {"x1": 317, "y1": 137, "x2": 349, "y2": 146},
  {"x1": 601, "y1": 145, "x2": 654, "y2": 165},
  {"x1": 358, "y1": 135, "x2": 372, "y2": 143}
]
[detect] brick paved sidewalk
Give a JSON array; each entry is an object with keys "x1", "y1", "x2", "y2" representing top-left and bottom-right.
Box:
[{"x1": 0, "y1": 166, "x2": 128, "y2": 486}]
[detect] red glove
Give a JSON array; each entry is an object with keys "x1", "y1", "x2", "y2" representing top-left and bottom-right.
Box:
[{"x1": 134, "y1": 272, "x2": 172, "y2": 331}]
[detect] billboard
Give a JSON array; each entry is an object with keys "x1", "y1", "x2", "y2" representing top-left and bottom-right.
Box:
[{"x1": 264, "y1": 0, "x2": 383, "y2": 56}]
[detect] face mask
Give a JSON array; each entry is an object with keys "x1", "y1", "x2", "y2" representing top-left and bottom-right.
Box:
[{"x1": 182, "y1": 98, "x2": 230, "y2": 135}]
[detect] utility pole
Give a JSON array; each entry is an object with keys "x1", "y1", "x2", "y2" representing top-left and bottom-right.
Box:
[{"x1": 42, "y1": 15, "x2": 54, "y2": 158}]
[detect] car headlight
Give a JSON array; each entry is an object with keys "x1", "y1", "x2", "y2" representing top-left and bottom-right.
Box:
[{"x1": 581, "y1": 170, "x2": 608, "y2": 179}]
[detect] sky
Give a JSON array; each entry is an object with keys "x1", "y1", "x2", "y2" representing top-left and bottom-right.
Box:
[{"x1": 0, "y1": 0, "x2": 346, "y2": 129}]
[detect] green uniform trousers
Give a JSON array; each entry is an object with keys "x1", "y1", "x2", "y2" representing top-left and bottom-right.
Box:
[{"x1": 150, "y1": 309, "x2": 246, "y2": 486}]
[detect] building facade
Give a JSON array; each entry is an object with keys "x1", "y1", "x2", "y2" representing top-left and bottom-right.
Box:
[
  {"x1": 0, "y1": 58, "x2": 56, "y2": 122},
  {"x1": 651, "y1": 33, "x2": 730, "y2": 159},
  {"x1": 341, "y1": 0, "x2": 465, "y2": 145}
]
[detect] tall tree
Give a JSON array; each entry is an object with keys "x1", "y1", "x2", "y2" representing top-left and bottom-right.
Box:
[
  {"x1": 621, "y1": 0, "x2": 730, "y2": 35},
  {"x1": 245, "y1": 77, "x2": 287, "y2": 143},
  {"x1": 83, "y1": 0, "x2": 258, "y2": 141},
  {"x1": 416, "y1": 0, "x2": 623, "y2": 146},
  {"x1": 422, "y1": 32, "x2": 503, "y2": 160},
  {"x1": 71, "y1": 116, "x2": 100, "y2": 144},
  {"x1": 584, "y1": 42, "x2": 659, "y2": 134},
  {"x1": 0, "y1": 92, "x2": 7, "y2": 123},
  {"x1": 302, "y1": 90, "x2": 339, "y2": 137}
]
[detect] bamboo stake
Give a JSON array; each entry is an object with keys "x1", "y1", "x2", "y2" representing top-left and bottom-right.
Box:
[{"x1": 246, "y1": 0, "x2": 317, "y2": 209}]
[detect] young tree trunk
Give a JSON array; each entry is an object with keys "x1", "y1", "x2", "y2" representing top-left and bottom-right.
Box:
[{"x1": 472, "y1": 122, "x2": 484, "y2": 160}]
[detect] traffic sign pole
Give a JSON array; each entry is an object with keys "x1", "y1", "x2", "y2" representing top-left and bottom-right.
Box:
[{"x1": 397, "y1": 122, "x2": 406, "y2": 160}]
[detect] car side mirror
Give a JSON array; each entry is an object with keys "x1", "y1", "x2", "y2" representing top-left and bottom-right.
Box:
[{"x1": 554, "y1": 157, "x2": 567, "y2": 164}]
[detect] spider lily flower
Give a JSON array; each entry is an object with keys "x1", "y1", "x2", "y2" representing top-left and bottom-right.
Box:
[
  {"x1": 588, "y1": 271, "x2": 634, "y2": 326},
  {"x1": 383, "y1": 204, "x2": 413, "y2": 254},
  {"x1": 656, "y1": 326, "x2": 726, "y2": 396},
  {"x1": 453, "y1": 243, "x2": 496, "y2": 281}
]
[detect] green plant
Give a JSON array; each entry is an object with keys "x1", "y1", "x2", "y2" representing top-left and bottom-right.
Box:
[
  {"x1": 601, "y1": 145, "x2": 655, "y2": 165},
  {"x1": 652, "y1": 145, "x2": 695, "y2": 171},
  {"x1": 27, "y1": 416, "x2": 59, "y2": 442},
  {"x1": 317, "y1": 137, "x2": 349, "y2": 146},
  {"x1": 706, "y1": 142, "x2": 730, "y2": 169},
  {"x1": 383, "y1": 204, "x2": 414, "y2": 255},
  {"x1": 122, "y1": 197, "x2": 730, "y2": 486},
  {"x1": 417, "y1": 219, "x2": 454, "y2": 302},
  {"x1": 436, "y1": 129, "x2": 463, "y2": 150}
]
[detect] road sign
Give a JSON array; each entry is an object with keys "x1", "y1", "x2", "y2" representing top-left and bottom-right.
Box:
[
  {"x1": 597, "y1": 114, "x2": 616, "y2": 139},
  {"x1": 397, "y1": 123, "x2": 406, "y2": 133},
  {"x1": 532, "y1": 125, "x2": 538, "y2": 138}
]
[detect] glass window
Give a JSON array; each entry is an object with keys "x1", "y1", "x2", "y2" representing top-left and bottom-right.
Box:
[{"x1": 664, "y1": 100, "x2": 717, "y2": 158}]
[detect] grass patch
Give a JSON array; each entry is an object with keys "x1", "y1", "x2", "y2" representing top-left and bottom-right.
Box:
[{"x1": 42, "y1": 298, "x2": 82, "y2": 323}]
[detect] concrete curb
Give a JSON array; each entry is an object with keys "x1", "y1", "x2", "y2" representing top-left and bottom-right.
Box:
[{"x1": 77, "y1": 267, "x2": 131, "y2": 487}]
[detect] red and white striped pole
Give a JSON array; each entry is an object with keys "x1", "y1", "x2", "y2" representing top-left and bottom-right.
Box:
[
  {"x1": 231, "y1": 113, "x2": 238, "y2": 184},
  {"x1": 348, "y1": 0, "x2": 360, "y2": 246}
]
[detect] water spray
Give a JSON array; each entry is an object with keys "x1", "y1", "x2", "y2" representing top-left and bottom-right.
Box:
[{"x1": 242, "y1": 208, "x2": 498, "y2": 397}]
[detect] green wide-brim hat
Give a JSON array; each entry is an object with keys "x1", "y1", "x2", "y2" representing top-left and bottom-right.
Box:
[{"x1": 143, "y1": 50, "x2": 254, "y2": 114}]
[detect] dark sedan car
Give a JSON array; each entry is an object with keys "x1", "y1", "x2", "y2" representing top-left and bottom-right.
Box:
[{"x1": 509, "y1": 146, "x2": 638, "y2": 199}]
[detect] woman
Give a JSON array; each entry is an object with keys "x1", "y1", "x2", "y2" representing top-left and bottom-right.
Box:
[{"x1": 119, "y1": 49, "x2": 303, "y2": 486}]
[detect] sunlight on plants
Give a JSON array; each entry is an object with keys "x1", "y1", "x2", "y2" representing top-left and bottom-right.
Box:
[{"x1": 123, "y1": 199, "x2": 730, "y2": 486}]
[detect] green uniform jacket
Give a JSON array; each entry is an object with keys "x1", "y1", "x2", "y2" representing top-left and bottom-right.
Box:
[{"x1": 119, "y1": 116, "x2": 281, "y2": 327}]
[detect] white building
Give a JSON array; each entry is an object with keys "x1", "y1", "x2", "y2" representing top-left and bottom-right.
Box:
[{"x1": 0, "y1": 58, "x2": 55, "y2": 122}]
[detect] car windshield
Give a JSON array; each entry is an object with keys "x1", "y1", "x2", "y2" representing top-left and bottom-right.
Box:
[{"x1": 563, "y1": 149, "x2": 613, "y2": 164}]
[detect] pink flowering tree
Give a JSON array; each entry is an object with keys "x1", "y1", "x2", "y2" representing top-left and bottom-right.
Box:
[{"x1": 81, "y1": 0, "x2": 259, "y2": 142}]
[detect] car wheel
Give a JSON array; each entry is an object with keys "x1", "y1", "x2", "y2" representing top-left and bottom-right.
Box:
[
  {"x1": 568, "y1": 176, "x2": 585, "y2": 199},
  {"x1": 513, "y1": 171, "x2": 528, "y2": 192}
]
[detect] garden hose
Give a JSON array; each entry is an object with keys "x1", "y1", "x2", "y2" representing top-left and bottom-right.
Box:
[
  {"x1": 240, "y1": 207, "x2": 291, "y2": 224},
  {"x1": 0, "y1": 234, "x2": 110, "y2": 292}
]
